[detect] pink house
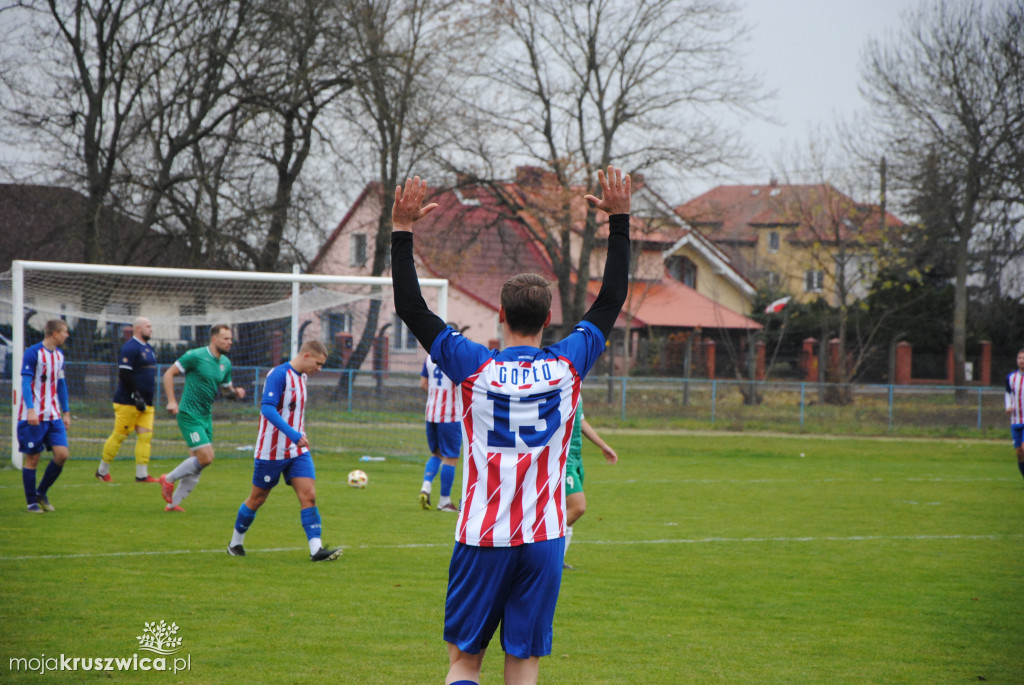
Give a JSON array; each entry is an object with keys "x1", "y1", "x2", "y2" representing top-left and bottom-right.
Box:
[{"x1": 309, "y1": 170, "x2": 761, "y2": 376}]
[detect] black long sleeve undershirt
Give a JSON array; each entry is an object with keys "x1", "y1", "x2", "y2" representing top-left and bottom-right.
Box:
[
  {"x1": 581, "y1": 213, "x2": 630, "y2": 340},
  {"x1": 391, "y1": 231, "x2": 447, "y2": 352},
  {"x1": 391, "y1": 213, "x2": 631, "y2": 351}
]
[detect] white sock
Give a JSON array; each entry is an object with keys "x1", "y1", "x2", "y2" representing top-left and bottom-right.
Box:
[
  {"x1": 97, "y1": 462, "x2": 111, "y2": 476},
  {"x1": 171, "y1": 473, "x2": 200, "y2": 506},
  {"x1": 564, "y1": 525, "x2": 573, "y2": 557},
  {"x1": 231, "y1": 530, "x2": 245, "y2": 547},
  {"x1": 136, "y1": 464, "x2": 149, "y2": 479},
  {"x1": 167, "y1": 456, "x2": 201, "y2": 483},
  {"x1": 421, "y1": 480, "x2": 432, "y2": 494},
  {"x1": 308, "y1": 537, "x2": 322, "y2": 554},
  {"x1": 439, "y1": 495, "x2": 452, "y2": 507}
]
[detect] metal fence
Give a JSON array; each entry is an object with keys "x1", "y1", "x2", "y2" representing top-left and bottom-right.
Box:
[{"x1": 2, "y1": 364, "x2": 1011, "y2": 465}]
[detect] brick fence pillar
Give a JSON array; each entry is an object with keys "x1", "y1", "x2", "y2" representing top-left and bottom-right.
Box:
[
  {"x1": 980, "y1": 340, "x2": 991, "y2": 385},
  {"x1": 755, "y1": 340, "x2": 766, "y2": 381},
  {"x1": 801, "y1": 338, "x2": 817, "y2": 382},
  {"x1": 895, "y1": 341, "x2": 912, "y2": 385},
  {"x1": 703, "y1": 339, "x2": 716, "y2": 380}
]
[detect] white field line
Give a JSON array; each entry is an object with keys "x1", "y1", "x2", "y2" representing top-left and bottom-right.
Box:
[
  {"x1": 0, "y1": 475, "x2": 1014, "y2": 492},
  {"x1": 2, "y1": 534, "x2": 1021, "y2": 562}
]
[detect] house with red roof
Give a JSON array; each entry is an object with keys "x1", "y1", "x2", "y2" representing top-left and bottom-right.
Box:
[
  {"x1": 675, "y1": 181, "x2": 902, "y2": 306},
  {"x1": 309, "y1": 169, "x2": 761, "y2": 375}
]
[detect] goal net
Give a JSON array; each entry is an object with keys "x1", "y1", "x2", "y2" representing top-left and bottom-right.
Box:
[{"x1": 1, "y1": 261, "x2": 447, "y2": 468}]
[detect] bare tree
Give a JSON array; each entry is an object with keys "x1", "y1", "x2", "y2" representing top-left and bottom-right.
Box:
[
  {"x1": 0, "y1": 0, "x2": 178, "y2": 264},
  {"x1": 451, "y1": 0, "x2": 764, "y2": 333},
  {"x1": 329, "y1": 0, "x2": 485, "y2": 376},
  {"x1": 859, "y1": 0, "x2": 1024, "y2": 393}
]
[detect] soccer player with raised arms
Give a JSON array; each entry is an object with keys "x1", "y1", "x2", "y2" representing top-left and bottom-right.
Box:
[
  {"x1": 391, "y1": 166, "x2": 631, "y2": 685},
  {"x1": 18, "y1": 319, "x2": 72, "y2": 513},
  {"x1": 159, "y1": 324, "x2": 246, "y2": 512},
  {"x1": 96, "y1": 316, "x2": 159, "y2": 483},
  {"x1": 226, "y1": 339, "x2": 342, "y2": 562}
]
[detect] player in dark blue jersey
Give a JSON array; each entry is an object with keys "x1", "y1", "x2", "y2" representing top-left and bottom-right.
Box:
[{"x1": 97, "y1": 317, "x2": 160, "y2": 483}]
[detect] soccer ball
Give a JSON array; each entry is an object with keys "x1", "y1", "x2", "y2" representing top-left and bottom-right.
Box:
[{"x1": 347, "y1": 469, "x2": 368, "y2": 489}]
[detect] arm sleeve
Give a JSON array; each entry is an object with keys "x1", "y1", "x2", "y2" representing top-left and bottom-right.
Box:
[
  {"x1": 391, "y1": 231, "x2": 447, "y2": 352},
  {"x1": 260, "y1": 403, "x2": 303, "y2": 444},
  {"x1": 57, "y1": 378, "x2": 69, "y2": 413},
  {"x1": 581, "y1": 214, "x2": 631, "y2": 339},
  {"x1": 119, "y1": 367, "x2": 136, "y2": 394},
  {"x1": 21, "y1": 376, "x2": 34, "y2": 409}
]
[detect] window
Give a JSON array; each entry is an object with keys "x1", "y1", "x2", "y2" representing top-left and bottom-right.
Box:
[
  {"x1": 350, "y1": 234, "x2": 367, "y2": 267},
  {"x1": 392, "y1": 315, "x2": 418, "y2": 352},
  {"x1": 769, "y1": 231, "x2": 780, "y2": 252},
  {"x1": 765, "y1": 271, "x2": 780, "y2": 288},
  {"x1": 666, "y1": 256, "x2": 697, "y2": 289},
  {"x1": 179, "y1": 303, "x2": 207, "y2": 342},
  {"x1": 325, "y1": 311, "x2": 352, "y2": 338},
  {"x1": 106, "y1": 302, "x2": 136, "y2": 338},
  {"x1": 804, "y1": 270, "x2": 824, "y2": 293}
]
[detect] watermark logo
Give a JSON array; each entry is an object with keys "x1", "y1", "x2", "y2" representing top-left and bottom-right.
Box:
[
  {"x1": 137, "y1": 620, "x2": 182, "y2": 655},
  {"x1": 7, "y1": 619, "x2": 191, "y2": 675}
]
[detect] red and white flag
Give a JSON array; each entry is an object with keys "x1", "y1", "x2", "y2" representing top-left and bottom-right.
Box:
[{"x1": 764, "y1": 296, "x2": 791, "y2": 314}]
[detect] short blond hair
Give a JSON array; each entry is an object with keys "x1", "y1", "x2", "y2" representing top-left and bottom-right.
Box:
[{"x1": 300, "y1": 340, "x2": 329, "y2": 357}]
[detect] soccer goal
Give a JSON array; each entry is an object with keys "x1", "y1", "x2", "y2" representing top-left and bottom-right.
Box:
[{"x1": 2, "y1": 260, "x2": 447, "y2": 468}]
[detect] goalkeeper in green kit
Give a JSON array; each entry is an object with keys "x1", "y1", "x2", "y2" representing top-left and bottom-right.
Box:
[{"x1": 159, "y1": 324, "x2": 247, "y2": 512}]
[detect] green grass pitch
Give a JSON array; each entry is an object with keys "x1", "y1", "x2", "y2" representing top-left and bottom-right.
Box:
[{"x1": 1, "y1": 431, "x2": 1022, "y2": 683}]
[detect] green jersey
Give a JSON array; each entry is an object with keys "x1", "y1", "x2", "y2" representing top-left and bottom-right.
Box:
[
  {"x1": 175, "y1": 346, "x2": 233, "y2": 418},
  {"x1": 567, "y1": 407, "x2": 584, "y2": 469}
]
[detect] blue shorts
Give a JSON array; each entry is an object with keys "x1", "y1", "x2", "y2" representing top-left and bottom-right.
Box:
[
  {"x1": 1012, "y1": 424, "x2": 1024, "y2": 448},
  {"x1": 444, "y1": 538, "x2": 565, "y2": 659},
  {"x1": 252, "y1": 453, "x2": 316, "y2": 489},
  {"x1": 17, "y1": 420, "x2": 68, "y2": 455},
  {"x1": 426, "y1": 421, "x2": 462, "y2": 458}
]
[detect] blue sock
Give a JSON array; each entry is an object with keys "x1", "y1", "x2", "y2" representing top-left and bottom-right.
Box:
[
  {"x1": 234, "y1": 503, "x2": 257, "y2": 533},
  {"x1": 22, "y1": 467, "x2": 37, "y2": 505},
  {"x1": 37, "y1": 460, "x2": 63, "y2": 495},
  {"x1": 423, "y1": 456, "x2": 441, "y2": 482},
  {"x1": 450, "y1": 681, "x2": 479, "y2": 685},
  {"x1": 300, "y1": 506, "x2": 322, "y2": 541},
  {"x1": 440, "y1": 463, "x2": 456, "y2": 497}
]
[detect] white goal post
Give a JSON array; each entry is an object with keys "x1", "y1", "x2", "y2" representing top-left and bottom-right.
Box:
[{"x1": 6, "y1": 260, "x2": 448, "y2": 468}]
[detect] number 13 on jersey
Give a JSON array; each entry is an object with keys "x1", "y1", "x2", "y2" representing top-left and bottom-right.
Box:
[{"x1": 486, "y1": 389, "x2": 562, "y2": 448}]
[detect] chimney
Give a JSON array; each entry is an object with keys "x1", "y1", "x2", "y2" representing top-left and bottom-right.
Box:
[{"x1": 516, "y1": 166, "x2": 556, "y2": 188}]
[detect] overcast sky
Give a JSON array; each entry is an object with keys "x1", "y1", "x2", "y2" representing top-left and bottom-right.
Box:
[{"x1": 690, "y1": 0, "x2": 923, "y2": 195}]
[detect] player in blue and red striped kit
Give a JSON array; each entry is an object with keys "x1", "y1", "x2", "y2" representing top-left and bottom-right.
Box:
[
  {"x1": 419, "y1": 355, "x2": 462, "y2": 512},
  {"x1": 226, "y1": 340, "x2": 342, "y2": 562},
  {"x1": 18, "y1": 319, "x2": 71, "y2": 513},
  {"x1": 1004, "y1": 348, "x2": 1024, "y2": 481},
  {"x1": 392, "y1": 166, "x2": 631, "y2": 685}
]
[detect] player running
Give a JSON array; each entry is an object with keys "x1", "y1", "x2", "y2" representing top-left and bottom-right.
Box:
[
  {"x1": 226, "y1": 340, "x2": 343, "y2": 562},
  {"x1": 159, "y1": 324, "x2": 246, "y2": 512}
]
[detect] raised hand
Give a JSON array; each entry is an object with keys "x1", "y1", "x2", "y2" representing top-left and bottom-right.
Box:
[
  {"x1": 584, "y1": 165, "x2": 631, "y2": 216},
  {"x1": 392, "y1": 176, "x2": 439, "y2": 231}
]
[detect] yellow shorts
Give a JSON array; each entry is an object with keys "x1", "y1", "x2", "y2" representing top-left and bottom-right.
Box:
[{"x1": 111, "y1": 403, "x2": 155, "y2": 435}]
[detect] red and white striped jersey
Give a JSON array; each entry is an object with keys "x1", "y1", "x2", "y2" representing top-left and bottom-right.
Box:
[
  {"x1": 18, "y1": 342, "x2": 65, "y2": 421},
  {"x1": 1006, "y1": 369, "x2": 1024, "y2": 424},
  {"x1": 254, "y1": 363, "x2": 307, "y2": 460},
  {"x1": 430, "y1": 322, "x2": 606, "y2": 548},
  {"x1": 422, "y1": 356, "x2": 460, "y2": 423}
]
